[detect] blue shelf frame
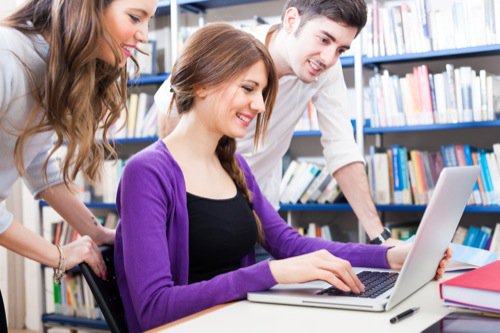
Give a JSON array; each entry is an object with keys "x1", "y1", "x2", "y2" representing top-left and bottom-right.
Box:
[
  {"x1": 363, "y1": 44, "x2": 500, "y2": 66},
  {"x1": 292, "y1": 120, "x2": 358, "y2": 138},
  {"x1": 127, "y1": 73, "x2": 169, "y2": 86},
  {"x1": 39, "y1": 201, "x2": 117, "y2": 210},
  {"x1": 293, "y1": 130, "x2": 321, "y2": 138},
  {"x1": 289, "y1": 119, "x2": 500, "y2": 137},
  {"x1": 280, "y1": 203, "x2": 353, "y2": 212},
  {"x1": 340, "y1": 56, "x2": 354, "y2": 68},
  {"x1": 42, "y1": 313, "x2": 108, "y2": 331},
  {"x1": 110, "y1": 136, "x2": 159, "y2": 145},
  {"x1": 279, "y1": 203, "x2": 500, "y2": 214},
  {"x1": 364, "y1": 120, "x2": 500, "y2": 135}
]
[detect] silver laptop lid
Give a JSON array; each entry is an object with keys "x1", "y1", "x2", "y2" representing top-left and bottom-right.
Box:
[{"x1": 386, "y1": 166, "x2": 480, "y2": 310}]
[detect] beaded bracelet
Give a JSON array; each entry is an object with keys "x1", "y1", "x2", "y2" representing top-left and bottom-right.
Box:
[{"x1": 53, "y1": 244, "x2": 66, "y2": 284}]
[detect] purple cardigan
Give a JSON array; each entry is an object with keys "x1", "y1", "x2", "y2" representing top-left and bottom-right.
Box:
[{"x1": 115, "y1": 140, "x2": 390, "y2": 332}]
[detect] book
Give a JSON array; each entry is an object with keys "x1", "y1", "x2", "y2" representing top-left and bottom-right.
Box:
[
  {"x1": 280, "y1": 161, "x2": 321, "y2": 204},
  {"x1": 300, "y1": 167, "x2": 330, "y2": 204},
  {"x1": 279, "y1": 160, "x2": 299, "y2": 201},
  {"x1": 489, "y1": 223, "x2": 500, "y2": 256},
  {"x1": 452, "y1": 225, "x2": 468, "y2": 244},
  {"x1": 463, "y1": 225, "x2": 481, "y2": 248},
  {"x1": 440, "y1": 260, "x2": 500, "y2": 313},
  {"x1": 446, "y1": 243, "x2": 497, "y2": 272}
]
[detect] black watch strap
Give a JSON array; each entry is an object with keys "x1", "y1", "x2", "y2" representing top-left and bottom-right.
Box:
[{"x1": 369, "y1": 227, "x2": 392, "y2": 245}]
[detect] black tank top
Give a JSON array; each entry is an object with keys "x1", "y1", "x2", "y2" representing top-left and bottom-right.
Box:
[{"x1": 187, "y1": 190, "x2": 258, "y2": 283}]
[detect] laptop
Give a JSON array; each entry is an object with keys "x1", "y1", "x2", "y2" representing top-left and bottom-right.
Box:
[{"x1": 248, "y1": 166, "x2": 480, "y2": 312}]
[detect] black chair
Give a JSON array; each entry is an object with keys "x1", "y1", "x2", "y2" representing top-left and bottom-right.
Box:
[{"x1": 79, "y1": 245, "x2": 128, "y2": 333}]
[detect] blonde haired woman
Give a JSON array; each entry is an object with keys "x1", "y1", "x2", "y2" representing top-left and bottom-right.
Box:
[{"x1": 0, "y1": 0, "x2": 157, "y2": 328}]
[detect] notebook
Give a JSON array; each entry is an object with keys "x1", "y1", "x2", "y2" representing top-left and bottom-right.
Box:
[{"x1": 248, "y1": 166, "x2": 481, "y2": 312}]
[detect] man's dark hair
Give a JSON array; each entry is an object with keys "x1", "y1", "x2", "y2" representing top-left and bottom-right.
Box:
[{"x1": 281, "y1": 0, "x2": 367, "y2": 36}]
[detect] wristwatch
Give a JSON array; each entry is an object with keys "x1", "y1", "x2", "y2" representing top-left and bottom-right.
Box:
[{"x1": 369, "y1": 227, "x2": 392, "y2": 245}]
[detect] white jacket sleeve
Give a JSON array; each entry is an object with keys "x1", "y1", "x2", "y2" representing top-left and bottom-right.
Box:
[{"x1": 313, "y1": 61, "x2": 364, "y2": 175}]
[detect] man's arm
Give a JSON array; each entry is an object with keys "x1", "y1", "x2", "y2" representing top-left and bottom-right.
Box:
[
  {"x1": 40, "y1": 183, "x2": 115, "y2": 245},
  {"x1": 333, "y1": 162, "x2": 399, "y2": 245}
]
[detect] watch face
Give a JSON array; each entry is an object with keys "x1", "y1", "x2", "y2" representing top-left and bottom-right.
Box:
[
  {"x1": 370, "y1": 228, "x2": 391, "y2": 244},
  {"x1": 382, "y1": 228, "x2": 392, "y2": 239}
]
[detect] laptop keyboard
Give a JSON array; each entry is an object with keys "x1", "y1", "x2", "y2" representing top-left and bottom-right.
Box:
[{"x1": 317, "y1": 271, "x2": 399, "y2": 298}]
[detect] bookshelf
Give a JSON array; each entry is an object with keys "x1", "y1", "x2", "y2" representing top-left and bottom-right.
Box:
[
  {"x1": 361, "y1": 0, "x2": 500, "y2": 241},
  {"x1": 279, "y1": 0, "x2": 500, "y2": 244},
  {"x1": 281, "y1": 51, "x2": 500, "y2": 238},
  {"x1": 280, "y1": 203, "x2": 500, "y2": 214}
]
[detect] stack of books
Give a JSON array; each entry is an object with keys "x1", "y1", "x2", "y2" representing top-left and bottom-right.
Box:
[{"x1": 440, "y1": 260, "x2": 500, "y2": 314}]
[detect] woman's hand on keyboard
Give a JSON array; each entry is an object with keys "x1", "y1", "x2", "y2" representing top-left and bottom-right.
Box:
[{"x1": 268, "y1": 250, "x2": 365, "y2": 294}]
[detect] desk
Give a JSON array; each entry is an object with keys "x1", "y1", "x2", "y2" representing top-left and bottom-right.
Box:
[{"x1": 148, "y1": 274, "x2": 457, "y2": 333}]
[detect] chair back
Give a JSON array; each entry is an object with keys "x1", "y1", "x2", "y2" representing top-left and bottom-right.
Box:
[{"x1": 80, "y1": 245, "x2": 128, "y2": 333}]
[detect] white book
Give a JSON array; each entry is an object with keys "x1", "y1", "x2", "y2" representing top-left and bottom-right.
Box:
[
  {"x1": 484, "y1": 0, "x2": 496, "y2": 44},
  {"x1": 453, "y1": 68, "x2": 464, "y2": 122},
  {"x1": 459, "y1": 66, "x2": 473, "y2": 122},
  {"x1": 102, "y1": 160, "x2": 119, "y2": 203},
  {"x1": 433, "y1": 73, "x2": 448, "y2": 124},
  {"x1": 486, "y1": 75, "x2": 496, "y2": 120},
  {"x1": 486, "y1": 152, "x2": 500, "y2": 204},
  {"x1": 464, "y1": 0, "x2": 486, "y2": 47},
  {"x1": 279, "y1": 160, "x2": 299, "y2": 200},
  {"x1": 471, "y1": 73, "x2": 482, "y2": 122},
  {"x1": 489, "y1": 223, "x2": 500, "y2": 257},
  {"x1": 300, "y1": 166, "x2": 329, "y2": 204},
  {"x1": 495, "y1": 0, "x2": 500, "y2": 44},
  {"x1": 390, "y1": 5, "x2": 405, "y2": 55},
  {"x1": 323, "y1": 186, "x2": 342, "y2": 203},
  {"x1": 374, "y1": 149, "x2": 391, "y2": 204},
  {"x1": 479, "y1": 70, "x2": 488, "y2": 121},
  {"x1": 134, "y1": 93, "x2": 149, "y2": 137},
  {"x1": 127, "y1": 93, "x2": 139, "y2": 138},
  {"x1": 493, "y1": 143, "x2": 500, "y2": 172},
  {"x1": 452, "y1": 0, "x2": 468, "y2": 48},
  {"x1": 280, "y1": 161, "x2": 308, "y2": 204},
  {"x1": 287, "y1": 163, "x2": 321, "y2": 204},
  {"x1": 452, "y1": 225, "x2": 468, "y2": 244},
  {"x1": 321, "y1": 225, "x2": 333, "y2": 241},
  {"x1": 317, "y1": 177, "x2": 340, "y2": 204},
  {"x1": 380, "y1": 7, "x2": 396, "y2": 56},
  {"x1": 309, "y1": 174, "x2": 333, "y2": 203},
  {"x1": 445, "y1": 64, "x2": 458, "y2": 123},
  {"x1": 491, "y1": 75, "x2": 500, "y2": 119},
  {"x1": 307, "y1": 222, "x2": 317, "y2": 238}
]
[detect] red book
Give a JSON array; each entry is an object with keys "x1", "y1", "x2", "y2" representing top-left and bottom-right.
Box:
[{"x1": 439, "y1": 260, "x2": 500, "y2": 313}]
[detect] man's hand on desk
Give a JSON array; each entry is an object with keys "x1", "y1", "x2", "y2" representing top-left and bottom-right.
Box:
[
  {"x1": 268, "y1": 250, "x2": 366, "y2": 295},
  {"x1": 386, "y1": 244, "x2": 452, "y2": 280}
]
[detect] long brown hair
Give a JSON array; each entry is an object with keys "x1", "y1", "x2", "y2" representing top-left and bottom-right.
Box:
[
  {"x1": 169, "y1": 23, "x2": 278, "y2": 243},
  {"x1": 2, "y1": 0, "x2": 127, "y2": 186}
]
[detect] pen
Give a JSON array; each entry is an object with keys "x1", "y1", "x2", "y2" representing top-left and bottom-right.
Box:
[{"x1": 389, "y1": 306, "x2": 420, "y2": 324}]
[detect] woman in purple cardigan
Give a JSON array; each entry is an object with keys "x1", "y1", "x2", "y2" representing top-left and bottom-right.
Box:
[{"x1": 114, "y1": 23, "x2": 450, "y2": 332}]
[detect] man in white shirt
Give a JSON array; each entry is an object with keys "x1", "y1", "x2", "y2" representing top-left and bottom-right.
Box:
[{"x1": 155, "y1": 0, "x2": 397, "y2": 245}]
